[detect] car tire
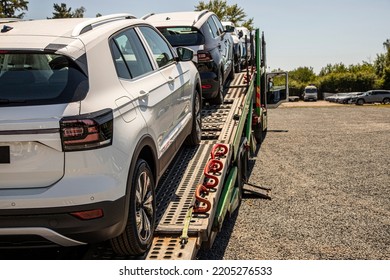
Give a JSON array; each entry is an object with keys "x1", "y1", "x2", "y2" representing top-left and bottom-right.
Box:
[
  {"x1": 111, "y1": 159, "x2": 156, "y2": 256},
  {"x1": 356, "y1": 99, "x2": 365, "y2": 105},
  {"x1": 209, "y1": 69, "x2": 224, "y2": 105},
  {"x1": 253, "y1": 121, "x2": 264, "y2": 144},
  {"x1": 235, "y1": 146, "x2": 249, "y2": 210},
  {"x1": 185, "y1": 89, "x2": 202, "y2": 146},
  {"x1": 383, "y1": 97, "x2": 390, "y2": 104}
]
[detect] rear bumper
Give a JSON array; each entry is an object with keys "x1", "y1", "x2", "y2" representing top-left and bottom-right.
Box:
[{"x1": 0, "y1": 197, "x2": 126, "y2": 248}]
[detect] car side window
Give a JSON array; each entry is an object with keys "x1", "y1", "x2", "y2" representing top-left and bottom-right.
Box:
[
  {"x1": 138, "y1": 26, "x2": 175, "y2": 68},
  {"x1": 212, "y1": 16, "x2": 224, "y2": 35},
  {"x1": 110, "y1": 28, "x2": 153, "y2": 79},
  {"x1": 207, "y1": 18, "x2": 219, "y2": 38}
]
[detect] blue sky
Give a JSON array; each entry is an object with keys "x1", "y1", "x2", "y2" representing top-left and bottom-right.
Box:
[{"x1": 24, "y1": 0, "x2": 390, "y2": 74}]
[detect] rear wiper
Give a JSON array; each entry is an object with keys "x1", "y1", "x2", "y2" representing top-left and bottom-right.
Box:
[{"x1": 0, "y1": 99, "x2": 27, "y2": 104}]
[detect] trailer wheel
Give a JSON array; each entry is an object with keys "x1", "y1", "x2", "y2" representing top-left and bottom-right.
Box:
[
  {"x1": 234, "y1": 58, "x2": 241, "y2": 73},
  {"x1": 185, "y1": 89, "x2": 202, "y2": 146},
  {"x1": 111, "y1": 159, "x2": 156, "y2": 256},
  {"x1": 235, "y1": 144, "x2": 249, "y2": 209},
  {"x1": 253, "y1": 121, "x2": 263, "y2": 144}
]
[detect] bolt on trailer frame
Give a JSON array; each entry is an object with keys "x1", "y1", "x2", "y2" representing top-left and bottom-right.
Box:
[{"x1": 145, "y1": 29, "x2": 267, "y2": 260}]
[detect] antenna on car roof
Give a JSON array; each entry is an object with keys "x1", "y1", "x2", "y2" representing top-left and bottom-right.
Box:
[
  {"x1": 193, "y1": 10, "x2": 209, "y2": 25},
  {"x1": 141, "y1": 13, "x2": 155, "y2": 20},
  {"x1": 72, "y1": 13, "x2": 136, "y2": 36}
]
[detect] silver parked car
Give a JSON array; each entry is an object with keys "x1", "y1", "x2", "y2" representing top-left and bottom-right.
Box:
[
  {"x1": 351, "y1": 90, "x2": 390, "y2": 105},
  {"x1": 337, "y1": 92, "x2": 363, "y2": 104}
]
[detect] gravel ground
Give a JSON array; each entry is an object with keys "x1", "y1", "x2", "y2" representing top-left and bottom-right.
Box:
[{"x1": 198, "y1": 105, "x2": 390, "y2": 260}]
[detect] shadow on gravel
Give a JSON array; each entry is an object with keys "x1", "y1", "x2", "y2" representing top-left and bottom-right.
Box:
[
  {"x1": 196, "y1": 210, "x2": 239, "y2": 260},
  {"x1": 267, "y1": 129, "x2": 289, "y2": 133}
]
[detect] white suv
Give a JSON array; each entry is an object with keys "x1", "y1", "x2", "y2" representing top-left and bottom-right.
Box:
[{"x1": 0, "y1": 14, "x2": 202, "y2": 256}]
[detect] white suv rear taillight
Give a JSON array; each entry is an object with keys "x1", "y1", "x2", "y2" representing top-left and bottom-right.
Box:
[{"x1": 60, "y1": 109, "x2": 113, "y2": 152}]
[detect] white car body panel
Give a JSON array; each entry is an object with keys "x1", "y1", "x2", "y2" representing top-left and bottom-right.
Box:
[{"x1": 0, "y1": 16, "x2": 201, "y2": 247}]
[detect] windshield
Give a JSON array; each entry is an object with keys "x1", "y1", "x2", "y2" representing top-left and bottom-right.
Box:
[
  {"x1": 157, "y1": 27, "x2": 205, "y2": 47},
  {"x1": 224, "y1": 25, "x2": 235, "y2": 33},
  {"x1": 305, "y1": 88, "x2": 317, "y2": 94},
  {"x1": 0, "y1": 52, "x2": 88, "y2": 106}
]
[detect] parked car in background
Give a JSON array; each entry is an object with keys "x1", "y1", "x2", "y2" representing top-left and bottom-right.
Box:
[
  {"x1": 324, "y1": 94, "x2": 337, "y2": 102},
  {"x1": 337, "y1": 92, "x2": 363, "y2": 104},
  {"x1": 222, "y1": 21, "x2": 245, "y2": 72},
  {"x1": 303, "y1": 85, "x2": 318, "y2": 101},
  {"x1": 351, "y1": 90, "x2": 390, "y2": 105},
  {"x1": 144, "y1": 10, "x2": 234, "y2": 104},
  {"x1": 0, "y1": 14, "x2": 202, "y2": 256},
  {"x1": 325, "y1": 93, "x2": 347, "y2": 103}
]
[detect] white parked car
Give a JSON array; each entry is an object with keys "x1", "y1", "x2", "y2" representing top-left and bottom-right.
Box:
[{"x1": 0, "y1": 14, "x2": 202, "y2": 256}]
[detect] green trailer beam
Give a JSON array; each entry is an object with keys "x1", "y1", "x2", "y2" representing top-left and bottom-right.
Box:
[{"x1": 213, "y1": 166, "x2": 238, "y2": 231}]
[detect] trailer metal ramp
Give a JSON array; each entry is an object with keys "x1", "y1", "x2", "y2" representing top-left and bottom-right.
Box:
[
  {"x1": 146, "y1": 143, "x2": 232, "y2": 260},
  {"x1": 146, "y1": 72, "x2": 250, "y2": 260}
]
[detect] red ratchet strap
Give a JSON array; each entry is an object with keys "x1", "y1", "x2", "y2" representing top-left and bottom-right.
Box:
[{"x1": 193, "y1": 144, "x2": 229, "y2": 213}]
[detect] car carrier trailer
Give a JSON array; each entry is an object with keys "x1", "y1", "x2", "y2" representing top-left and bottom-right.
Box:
[
  {"x1": 0, "y1": 28, "x2": 270, "y2": 261},
  {"x1": 144, "y1": 29, "x2": 269, "y2": 260}
]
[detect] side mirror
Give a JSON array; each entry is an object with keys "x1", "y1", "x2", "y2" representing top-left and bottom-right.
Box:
[
  {"x1": 238, "y1": 30, "x2": 243, "y2": 38},
  {"x1": 266, "y1": 72, "x2": 289, "y2": 106},
  {"x1": 176, "y1": 47, "x2": 194, "y2": 62}
]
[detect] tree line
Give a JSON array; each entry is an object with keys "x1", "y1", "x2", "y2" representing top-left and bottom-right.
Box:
[
  {"x1": 0, "y1": 1, "x2": 89, "y2": 19},
  {"x1": 284, "y1": 45, "x2": 390, "y2": 97}
]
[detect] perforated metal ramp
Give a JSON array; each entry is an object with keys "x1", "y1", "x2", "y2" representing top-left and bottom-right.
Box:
[
  {"x1": 147, "y1": 237, "x2": 199, "y2": 260},
  {"x1": 154, "y1": 144, "x2": 211, "y2": 234},
  {"x1": 147, "y1": 143, "x2": 232, "y2": 260},
  {"x1": 146, "y1": 73, "x2": 248, "y2": 260},
  {"x1": 201, "y1": 73, "x2": 248, "y2": 145}
]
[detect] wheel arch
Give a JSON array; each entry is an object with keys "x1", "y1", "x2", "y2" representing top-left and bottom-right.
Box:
[{"x1": 130, "y1": 135, "x2": 158, "y2": 185}]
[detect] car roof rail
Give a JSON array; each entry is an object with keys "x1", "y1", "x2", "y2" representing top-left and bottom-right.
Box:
[
  {"x1": 193, "y1": 10, "x2": 209, "y2": 24},
  {"x1": 0, "y1": 18, "x2": 22, "y2": 23},
  {"x1": 72, "y1": 13, "x2": 136, "y2": 36},
  {"x1": 141, "y1": 13, "x2": 155, "y2": 20}
]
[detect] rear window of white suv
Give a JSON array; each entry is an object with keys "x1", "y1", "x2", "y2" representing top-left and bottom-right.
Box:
[
  {"x1": 156, "y1": 26, "x2": 205, "y2": 47},
  {"x1": 0, "y1": 52, "x2": 88, "y2": 106}
]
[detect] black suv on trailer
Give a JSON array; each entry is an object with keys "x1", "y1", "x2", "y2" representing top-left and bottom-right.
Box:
[{"x1": 144, "y1": 10, "x2": 234, "y2": 104}]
